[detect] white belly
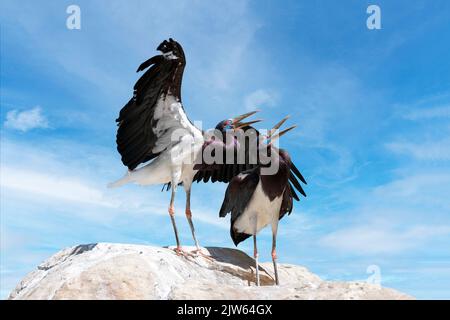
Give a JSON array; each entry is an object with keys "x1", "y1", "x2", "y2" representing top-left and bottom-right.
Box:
[
  {"x1": 234, "y1": 182, "x2": 283, "y2": 235},
  {"x1": 128, "y1": 153, "x2": 173, "y2": 185},
  {"x1": 128, "y1": 93, "x2": 203, "y2": 186},
  {"x1": 122, "y1": 139, "x2": 202, "y2": 186}
]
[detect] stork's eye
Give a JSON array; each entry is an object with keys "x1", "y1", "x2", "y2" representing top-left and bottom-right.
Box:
[{"x1": 224, "y1": 121, "x2": 233, "y2": 129}]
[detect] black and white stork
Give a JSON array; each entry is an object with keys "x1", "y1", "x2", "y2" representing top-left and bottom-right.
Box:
[
  {"x1": 219, "y1": 117, "x2": 307, "y2": 286},
  {"x1": 109, "y1": 38, "x2": 260, "y2": 254}
]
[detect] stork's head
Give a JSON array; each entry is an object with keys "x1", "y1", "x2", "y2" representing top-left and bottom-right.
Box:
[
  {"x1": 157, "y1": 38, "x2": 185, "y2": 60},
  {"x1": 215, "y1": 110, "x2": 261, "y2": 134}
]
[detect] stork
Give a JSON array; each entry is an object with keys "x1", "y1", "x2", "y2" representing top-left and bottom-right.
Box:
[
  {"x1": 219, "y1": 117, "x2": 307, "y2": 286},
  {"x1": 109, "y1": 38, "x2": 260, "y2": 254}
]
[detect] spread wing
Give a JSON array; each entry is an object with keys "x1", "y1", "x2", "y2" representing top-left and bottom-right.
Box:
[
  {"x1": 280, "y1": 159, "x2": 307, "y2": 219},
  {"x1": 115, "y1": 39, "x2": 201, "y2": 170},
  {"x1": 192, "y1": 126, "x2": 260, "y2": 183},
  {"x1": 288, "y1": 160, "x2": 307, "y2": 200}
]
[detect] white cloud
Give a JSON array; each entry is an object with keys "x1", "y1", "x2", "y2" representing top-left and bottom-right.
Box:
[
  {"x1": 321, "y1": 223, "x2": 450, "y2": 255},
  {"x1": 319, "y1": 172, "x2": 450, "y2": 255},
  {"x1": 0, "y1": 1, "x2": 262, "y2": 109},
  {"x1": 0, "y1": 137, "x2": 228, "y2": 228},
  {"x1": 404, "y1": 105, "x2": 450, "y2": 120},
  {"x1": 1, "y1": 166, "x2": 118, "y2": 208},
  {"x1": 4, "y1": 107, "x2": 48, "y2": 132},
  {"x1": 385, "y1": 139, "x2": 450, "y2": 161},
  {"x1": 370, "y1": 173, "x2": 450, "y2": 214},
  {"x1": 244, "y1": 89, "x2": 277, "y2": 111}
]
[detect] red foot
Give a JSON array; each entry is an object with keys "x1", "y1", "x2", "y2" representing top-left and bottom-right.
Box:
[
  {"x1": 173, "y1": 246, "x2": 183, "y2": 255},
  {"x1": 192, "y1": 248, "x2": 214, "y2": 261}
]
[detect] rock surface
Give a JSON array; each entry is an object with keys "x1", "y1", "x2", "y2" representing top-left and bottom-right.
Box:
[{"x1": 8, "y1": 243, "x2": 413, "y2": 300}]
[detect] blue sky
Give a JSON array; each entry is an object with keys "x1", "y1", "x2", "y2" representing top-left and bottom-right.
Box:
[{"x1": 1, "y1": 0, "x2": 449, "y2": 299}]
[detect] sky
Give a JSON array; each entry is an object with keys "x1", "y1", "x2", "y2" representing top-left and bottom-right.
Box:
[{"x1": 1, "y1": 0, "x2": 450, "y2": 299}]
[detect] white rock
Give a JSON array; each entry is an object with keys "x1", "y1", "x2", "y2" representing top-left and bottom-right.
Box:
[{"x1": 8, "y1": 243, "x2": 413, "y2": 300}]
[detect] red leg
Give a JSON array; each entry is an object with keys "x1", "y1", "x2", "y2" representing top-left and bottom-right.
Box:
[{"x1": 253, "y1": 235, "x2": 260, "y2": 286}]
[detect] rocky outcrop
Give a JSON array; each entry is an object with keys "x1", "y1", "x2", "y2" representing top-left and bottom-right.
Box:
[{"x1": 8, "y1": 243, "x2": 413, "y2": 300}]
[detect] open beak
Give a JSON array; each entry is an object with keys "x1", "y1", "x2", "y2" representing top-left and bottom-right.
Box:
[
  {"x1": 267, "y1": 115, "x2": 290, "y2": 139},
  {"x1": 232, "y1": 110, "x2": 262, "y2": 130},
  {"x1": 261, "y1": 116, "x2": 297, "y2": 145},
  {"x1": 234, "y1": 119, "x2": 262, "y2": 130},
  {"x1": 268, "y1": 125, "x2": 297, "y2": 143}
]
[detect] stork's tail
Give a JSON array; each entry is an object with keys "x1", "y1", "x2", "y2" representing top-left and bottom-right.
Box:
[{"x1": 107, "y1": 170, "x2": 132, "y2": 188}]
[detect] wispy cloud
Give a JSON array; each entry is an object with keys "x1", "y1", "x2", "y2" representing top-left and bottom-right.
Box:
[
  {"x1": 244, "y1": 89, "x2": 277, "y2": 111},
  {"x1": 0, "y1": 136, "x2": 228, "y2": 228},
  {"x1": 4, "y1": 107, "x2": 48, "y2": 132},
  {"x1": 386, "y1": 138, "x2": 450, "y2": 161},
  {"x1": 1, "y1": 166, "x2": 118, "y2": 208},
  {"x1": 385, "y1": 98, "x2": 450, "y2": 162},
  {"x1": 404, "y1": 105, "x2": 450, "y2": 120},
  {"x1": 0, "y1": 0, "x2": 262, "y2": 115},
  {"x1": 321, "y1": 223, "x2": 450, "y2": 255},
  {"x1": 319, "y1": 172, "x2": 450, "y2": 255},
  {"x1": 372, "y1": 173, "x2": 450, "y2": 210}
]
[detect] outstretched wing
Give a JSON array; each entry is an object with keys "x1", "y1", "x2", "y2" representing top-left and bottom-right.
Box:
[
  {"x1": 193, "y1": 126, "x2": 260, "y2": 183},
  {"x1": 219, "y1": 169, "x2": 260, "y2": 246},
  {"x1": 280, "y1": 158, "x2": 307, "y2": 219},
  {"x1": 115, "y1": 39, "x2": 200, "y2": 170}
]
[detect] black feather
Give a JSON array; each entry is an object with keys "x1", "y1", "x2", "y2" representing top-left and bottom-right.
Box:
[
  {"x1": 220, "y1": 171, "x2": 260, "y2": 246},
  {"x1": 289, "y1": 172, "x2": 307, "y2": 197},
  {"x1": 289, "y1": 183, "x2": 300, "y2": 201},
  {"x1": 115, "y1": 42, "x2": 185, "y2": 170},
  {"x1": 194, "y1": 126, "x2": 260, "y2": 184},
  {"x1": 291, "y1": 162, "x2": 307, "y2": 185}
]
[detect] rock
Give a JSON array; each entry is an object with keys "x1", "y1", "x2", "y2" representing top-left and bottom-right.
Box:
[{"x1": 8, "y1": 243, "x2": 413, "y2": 300}]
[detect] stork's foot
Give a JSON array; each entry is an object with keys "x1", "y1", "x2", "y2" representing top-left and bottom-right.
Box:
[
  {"x1": 172, "y1": 246, "x2": 184, "y2": 256},
  {"x1": 169, "y1": 246, "x2": 214, "y2": 262},
  {"x1": 171, "y1": 247, "x2": 197, "y2": 261},
  {"x1": 191, "y1": 248, "x2": 214, "y2": 262}
]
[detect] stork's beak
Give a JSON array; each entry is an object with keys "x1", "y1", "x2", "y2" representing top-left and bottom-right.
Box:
[
  {"x1": 261, "y1": 116, "x2": 297, "y2": 145},
  {"x1": 267, "y1": 125, "x2": 297, "y2": 144},
  {"x1": 232, "y1": 110, "x2": 262, "y2": 130},
  {"x1": 234, "y1": 119, "x2": 263, "y2": 130},
  {"x1": 267, "y1": 115, "x2": 290, "y2": 139}
]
